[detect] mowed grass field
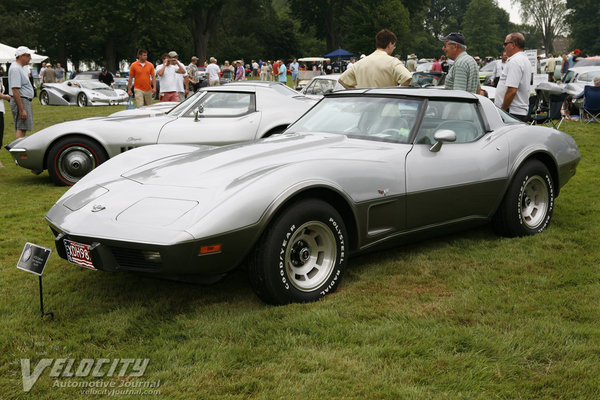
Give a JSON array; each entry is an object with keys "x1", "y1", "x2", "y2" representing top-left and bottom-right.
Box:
[{"x1": 0, "y1": 99, "x2": 599, "y2": 399}]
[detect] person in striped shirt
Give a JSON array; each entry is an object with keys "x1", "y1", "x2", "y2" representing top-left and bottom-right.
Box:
[{"x1": 440, "y1": 32, "x2": 486, "y2": 96}]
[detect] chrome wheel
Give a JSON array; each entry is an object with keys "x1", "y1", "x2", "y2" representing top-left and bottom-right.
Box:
[
  {"x1": 285, "y1": 221, "x2": 337, "y2": 292},
  {"x1": 40, "y1": 90, "x2": 49, "y2": 105},
  {"x1": 520, "y1": 175, "x2": 549, "y2": 229},
  {"x1": 56, "y1": 145, "x2": 98, "y2": 183},
  {"x1": 77, "y1": 93, "x2": 87, "y2": 107}
]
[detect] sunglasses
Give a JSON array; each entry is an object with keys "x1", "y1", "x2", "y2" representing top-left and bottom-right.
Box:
[{"x1": 503, "y1": 41, "x2": 513, "y2": 47}]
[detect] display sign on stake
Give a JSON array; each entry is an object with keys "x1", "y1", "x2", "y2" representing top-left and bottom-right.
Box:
[{"x1": 16, "y1": 243, "x2": 54, "y2": 320}]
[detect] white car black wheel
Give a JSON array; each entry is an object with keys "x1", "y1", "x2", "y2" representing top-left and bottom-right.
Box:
[
  {"x1": 77, "y1": 92, "x2": 88, "y2": 107},
  {"x1": 39, "y1": 90, "x2": 50, "y2": 106},
  {"x1": 46, "y1": 136, "x2": 107, "y2": 186},
  {"x1": 249, "y1": 199, "x2": 347, "y2": 304},
  {"x1": 493, "y1": 159, "x2": 554, "y2": 237}
]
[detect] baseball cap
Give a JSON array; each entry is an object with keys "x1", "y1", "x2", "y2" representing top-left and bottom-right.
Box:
[
  {"x1": 168, "y1": 51, "x2": 178, "y2": 57},
  {"x1": 15, "y1": 46, "x2": 32, "y2": 57},
  {"x1": 439, "y1": 32, "x2": 466, "y2": 46},
  {"x1": 573, "y1": 49, "x2": 581, "y2": 54}
]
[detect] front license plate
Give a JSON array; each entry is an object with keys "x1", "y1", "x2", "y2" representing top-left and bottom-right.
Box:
[{"x1": 64, "y1": 239, "x2": 96, "y2": 270}]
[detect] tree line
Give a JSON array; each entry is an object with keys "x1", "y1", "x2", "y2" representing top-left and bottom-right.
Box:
[{"x1": 0, "y1": 0, "x2": 594, "y2": 73}]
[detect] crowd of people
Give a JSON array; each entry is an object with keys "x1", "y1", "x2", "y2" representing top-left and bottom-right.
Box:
[{"x1": 2, "y1": 31, "x2": 598, "y2": 151}]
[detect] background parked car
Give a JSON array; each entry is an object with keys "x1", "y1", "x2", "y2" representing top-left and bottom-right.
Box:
[
  {"x1": 38, "y1": 79, "x2": 128, "y2": 107},
  {"x1": 6, "y1": 81, "x2": 317, "y2": 185}
]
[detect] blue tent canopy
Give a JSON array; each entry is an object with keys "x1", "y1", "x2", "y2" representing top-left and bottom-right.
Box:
[{"x1": 324, "y1": 48, "x2": 354, "y2": 59}]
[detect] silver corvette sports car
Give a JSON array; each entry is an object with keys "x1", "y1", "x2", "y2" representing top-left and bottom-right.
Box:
[
  {"x1": 39, "y1": 79, "x2": 128, "y2": 107},
  {"x1": 46, "y1": 88, "x2": 580, "y2": 304},
  {"x1": 7, "y1": 82, "x2": 317, "y2": 185}
]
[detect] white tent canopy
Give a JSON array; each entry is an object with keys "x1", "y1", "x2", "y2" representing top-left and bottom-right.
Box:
[{"x1": 0, "y1": 43, "x2": 48, "y2": 64}]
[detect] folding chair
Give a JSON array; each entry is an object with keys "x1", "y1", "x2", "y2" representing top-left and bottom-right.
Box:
[
  {"x1": 527, "y1": 95, "x2": 540, "y2": 124},
  {"x1": 530, "y1": 92, "x2": 567, "y2": 131},
  {"x1": 579, "y1": 86, "x2": 600, "y2": 124}
]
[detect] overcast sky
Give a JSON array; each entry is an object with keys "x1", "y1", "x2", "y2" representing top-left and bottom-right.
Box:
[{"x1": 496, "y1": 0, "x2": 523, "y2": 25}]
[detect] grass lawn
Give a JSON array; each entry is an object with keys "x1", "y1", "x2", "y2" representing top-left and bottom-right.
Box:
[{"x1": 1, "y1": 101, "x2": 599, "y2": 399}]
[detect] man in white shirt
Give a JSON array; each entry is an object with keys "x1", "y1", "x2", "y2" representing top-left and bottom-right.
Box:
[
  {"x1": 156, "y1": 53, "x2": 186, "y2": 102},
  {"x1": 495, "y1": 32, "x2": 531, "y2": 121},
  {"x1": 491, "y1": 51, "x2": 507, "y2": 87},
  {"x1": 206, "y1": 57, "x2": 221, "y2": 86}
]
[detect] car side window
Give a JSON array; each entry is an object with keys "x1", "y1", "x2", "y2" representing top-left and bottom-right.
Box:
[
  {"x1": 414, "y1": 100, "x2": 485, "y2": 145},
  {"x1": 184, "y1": 92, "x2": 255, "y2": 118}
]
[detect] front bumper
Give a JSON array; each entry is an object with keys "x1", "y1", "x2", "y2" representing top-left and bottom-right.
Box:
[
  {"x1": 50, "y1": 223, "x2": 260, "y2": 279},
  {"x1": 5, "y1": 139, "x2": 45, "y2": 171}
]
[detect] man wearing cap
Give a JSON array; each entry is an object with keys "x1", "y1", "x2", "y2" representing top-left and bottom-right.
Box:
[
  {"x1": 8, "y1": 46, "x2": 35, "y2": 139},
  {"x1": 339, "y1": 29, "x2": 411, "y2": 89},
  {"x1": 128, "y1": 49, "x2": 156, "y2": 106},
  {"x1": 157, "y1": 52, "x2": 187, "y2": 102},
  {"x1": 205, "y1": 57, "x2": 221, "y2": 86},
  {"x1": 568, "y1": 49, "x2": 581, "y2": 69},
  {"x1": 440, "y1": 32, "x2": 482, "y2": 94},
  {"x1": 495, "y1": 32, "x2": 531, "y2": 122},
  {"x1": 98, "y1": 68, "x2": 114, "y2": 87},
  {"x1": 41, "y1": 63, "x2": 57, "y2": 85},
  {"x1": 167, "y1": 52, "x2": 188, "y2": 101},
  {"x1": 406, "y1": 54, "x2": 417, "y2": 72}
]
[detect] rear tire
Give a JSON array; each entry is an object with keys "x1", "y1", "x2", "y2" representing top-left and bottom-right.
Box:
[
  {"x1": 249, "y1": 199, "x2": 347, "y2": 304},
  {"x1": 493, "y1": 160, "x2": 554, "y2": 237},
  {"x1": 46, "y1": 136, "x2": 108, "y2": 186}
]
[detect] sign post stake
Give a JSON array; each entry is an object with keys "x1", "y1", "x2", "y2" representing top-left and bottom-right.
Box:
[{"x1": 39, "y1": 275, "x2": 54, "y2": 321}]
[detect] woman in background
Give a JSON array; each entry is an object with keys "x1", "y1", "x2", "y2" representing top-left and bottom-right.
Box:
[{"x1": 561, "y1": 54, "x2": 569, "y2": 81}]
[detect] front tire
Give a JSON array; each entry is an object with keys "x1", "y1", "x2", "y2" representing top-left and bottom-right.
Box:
[
  {"x1": 46, "y1": 136, "x2": 108, "y2": 186},
  {"x1": 39, "y1": 90, "x2": 50, "y2": 105},
  {"x1": 249, "y1": 199, "x2": 348, "y2": 305},
  {"x1": 493, "y1": 160, "x2": 554, "y2": 237},
  {"x1": 77, "y1": 92, "x2": 88, "y2": 107}
]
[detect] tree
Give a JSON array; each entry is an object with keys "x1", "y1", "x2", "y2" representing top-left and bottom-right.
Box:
[
  {"x1": 290, "y1": 0, "x2": 349, "y2": 52},
  {"x1": 342, "y1": 0, "x2": 410, "y2": 56},
  {"x1": 186, "y1": 0, "x2": 228, "y2": 64},
  {"x1": 462, "y1": 0, "x2": 511, "y2": 57},
  {"x1": 513, "y1": 0, "x2": 569, "y2": 53},
  {"x1": 424, "y1": 0, "x2": 470, "y2": 39},
  {"x1": 566, "y1": 0, "x2": 600, "y2": 55}
]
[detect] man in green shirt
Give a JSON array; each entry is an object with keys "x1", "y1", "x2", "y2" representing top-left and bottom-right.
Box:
[{"x1": 440, "y1": 32, "x2": 485, "y2": 95}]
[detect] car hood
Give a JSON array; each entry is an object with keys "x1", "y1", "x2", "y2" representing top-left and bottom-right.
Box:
[
  {"x1": 120, "y1": 133, "x2": 387, "y2": 188},
  {"x1": 47, "y1": 133, "x2": 396, "y2": 243}
]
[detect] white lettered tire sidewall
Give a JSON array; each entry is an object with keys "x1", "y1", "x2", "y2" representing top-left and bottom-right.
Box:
[{"x1": 251, "y1": 199, "x2": 347, "y2": 304}]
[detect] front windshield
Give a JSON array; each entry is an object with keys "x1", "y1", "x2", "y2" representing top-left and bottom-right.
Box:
[
  {"x1": 563, "y1": 70, "x2": 575, "y2": 83},
  {"x1": 480, "y1": 62, "x2": 495, "y2": 72},
  {"x1": 270, "y1": 83, "x2": 300, "y2": 97},
  {"x1": 285, "y1": 96, "x2": 421, "y2": 144},
  {"x1": 497, "y1": 107, "x2": 523, "y2": 124},
  {"x1": 167, "y1": 91, "x2": 205, "y2": 116},
  {"x1": 77, "y1": 80, "x2": 111, "y2": 90}
]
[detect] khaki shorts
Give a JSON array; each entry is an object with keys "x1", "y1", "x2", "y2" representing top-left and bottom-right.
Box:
[{"x1": 134, "y1": 89, "x2": 153, "y2": 106}]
